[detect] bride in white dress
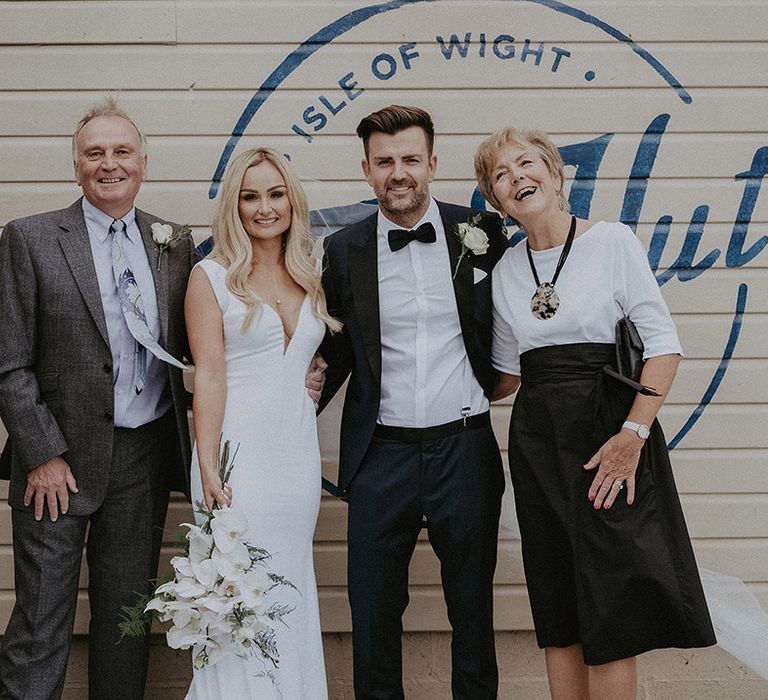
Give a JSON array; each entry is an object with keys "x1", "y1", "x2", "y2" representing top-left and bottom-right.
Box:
[{"x1": 184, "y1": 148, "x2": 341, "y2": 699}]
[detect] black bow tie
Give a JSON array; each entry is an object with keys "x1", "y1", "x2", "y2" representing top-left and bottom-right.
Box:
[{"x1": 387, "y1": 221, "x2": 437, "y2": 252}]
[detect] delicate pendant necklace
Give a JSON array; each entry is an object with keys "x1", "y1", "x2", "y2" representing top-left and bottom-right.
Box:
[
  {"x1": 526, "y1": 215, "x2": 576, "y2": 320},
  {"x1": 255, "y1": 259, "x2": 282, "y2": 305}
]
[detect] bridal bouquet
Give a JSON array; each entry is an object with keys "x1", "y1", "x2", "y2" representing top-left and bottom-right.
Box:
[{"x1": 119, "y1": 438, "x2": 295, "y2": 671}]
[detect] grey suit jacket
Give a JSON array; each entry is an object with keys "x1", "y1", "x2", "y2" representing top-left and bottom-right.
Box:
[{"x1": 0, "y1": 199, "x2": 194, "y2": 514}]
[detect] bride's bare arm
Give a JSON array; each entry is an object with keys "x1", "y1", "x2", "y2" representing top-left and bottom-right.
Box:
[{"x1": 185, "y1": 267, "x2": 231, "y2": 510}]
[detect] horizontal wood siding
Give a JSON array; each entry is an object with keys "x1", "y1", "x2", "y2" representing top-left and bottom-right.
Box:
[{"x1": 0, "y1": 0, "x2": 765, "y2": 664}]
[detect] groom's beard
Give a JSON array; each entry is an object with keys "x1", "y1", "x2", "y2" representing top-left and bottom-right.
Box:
[{"x1": 375, "y1": 177, "x2": 430, "y2": 225}]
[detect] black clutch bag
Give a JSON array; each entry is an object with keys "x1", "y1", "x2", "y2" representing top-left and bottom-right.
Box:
[{"x1": 603, "y1": 315, "x2": 661, "y2": 396}]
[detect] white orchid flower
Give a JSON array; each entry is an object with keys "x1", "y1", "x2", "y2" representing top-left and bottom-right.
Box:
[
  {"x1": 209, "y1": 507, "x2": 249, "y2": 554},
  {"x1": 154, "y1": 600, "x2": 196, "y2": 626},
  {"x1": 198, "y1": 593, "x2": 236, "y2": 616},
  {"x1": 166, "y1": 622, "x2": 206, "y2": 650},
  {"x1": 170, "y1": 605, "x2": 201, "y2": 631},
  {"x1": 212, "y1": 540, "x2": 251, "y2": 581},
  {"x1": 170, "y1": 555, "x2": 193, "y2": 578},
  {"x1": 233, "y1": 619, "x2": 261, "y2": 647},
  {"x1": 144, "y1": 595, "x2": 172, "y2": 615},
  {"x1": 239, "y1": 567, "x2": 270, "y2": 608},
  {"x1": 215, "y1": 578, "x2": 241, "y2": 598},
  {"x1": 153, "y1": 579, "x2": 180, "y2": 598},
  {"x1": 191, "y1": 557, "x2": 219, "y2": 590},
  {"x1": 174, "y1": 576, "x2": 208, "y2": 599},
  {"x1": 184, "y1": 524, "x2": 214, "y2": 563}
]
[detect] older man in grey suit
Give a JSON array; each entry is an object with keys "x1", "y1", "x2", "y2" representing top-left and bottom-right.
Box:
[{"x1": 0, "y1": 99, "x2": 194, "y2": 699}]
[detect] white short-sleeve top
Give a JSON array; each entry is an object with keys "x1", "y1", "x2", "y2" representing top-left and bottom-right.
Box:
[{"x1": 491, "y1": 221, "x2": 683, "y2": 376}]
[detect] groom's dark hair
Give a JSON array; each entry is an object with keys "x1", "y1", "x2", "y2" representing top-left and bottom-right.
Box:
[{"x1": 356, "y1": 105, "x2": 435, "y2": 159}]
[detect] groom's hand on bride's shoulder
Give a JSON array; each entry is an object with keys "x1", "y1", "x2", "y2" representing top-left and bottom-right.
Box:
[{"x1": 306, "y1": 353, "x2": 328, "y2": 406}]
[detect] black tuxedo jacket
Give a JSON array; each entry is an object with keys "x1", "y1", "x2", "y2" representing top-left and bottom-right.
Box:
[{"x1": 319, "y1": 200, "x2": 507, "y2": 495}]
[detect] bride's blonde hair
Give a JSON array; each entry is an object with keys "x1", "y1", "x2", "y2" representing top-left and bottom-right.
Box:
[{"x1": 210, "y1": 148, "x2": 341, "y2": 333}]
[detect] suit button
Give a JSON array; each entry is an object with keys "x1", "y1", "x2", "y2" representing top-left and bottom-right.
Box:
[
  {"x1": 103, "y1": 363, "x2": 113, "y2": 374},
  {"x1": 104, "y1": 412, "x2": 113, "y2": 421}
]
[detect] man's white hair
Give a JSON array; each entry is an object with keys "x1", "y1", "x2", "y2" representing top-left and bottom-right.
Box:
[{"x1": 71, "y1": 95, "x2": 147, "y2": 160}]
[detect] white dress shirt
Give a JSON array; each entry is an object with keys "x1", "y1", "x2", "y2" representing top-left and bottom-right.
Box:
[
  {"x1": 83, "y1": 198, "x2": 171, "y2": 428},
  {"x1": 376, "y1": 198, "x2": 489, "y2": 427}
]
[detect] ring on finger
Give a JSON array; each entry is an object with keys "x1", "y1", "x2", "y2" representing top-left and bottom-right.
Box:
[{"x1": 612, "y1": 480, "x2": 624, "y2": 491}]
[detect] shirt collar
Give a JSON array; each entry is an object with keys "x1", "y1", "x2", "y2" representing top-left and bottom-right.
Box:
[
  {"x1": 377, "y1": 197, "x2": 441, "y2": 235},
  {"x1": 82, "y1": 197, "x2": 138, "y2": 244}
]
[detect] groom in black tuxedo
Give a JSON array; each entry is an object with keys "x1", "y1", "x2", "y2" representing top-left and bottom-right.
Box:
[{"x1": 319, "y1": 105, "x2": 508, "y2": 699}]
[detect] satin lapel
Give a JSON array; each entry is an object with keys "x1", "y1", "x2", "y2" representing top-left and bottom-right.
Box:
[
  {"x1": 56, "y1": 200, "x2": 110, "y2": 346},
  {"x1": 136, "y1": 209, "x2": 169, "y2": 344},
  {"x1": 348, "y1": 219, "x2": 381, "y2": 383},
  {"x1": 441, "y1": 203, "x2": 474, "y2": 347}
]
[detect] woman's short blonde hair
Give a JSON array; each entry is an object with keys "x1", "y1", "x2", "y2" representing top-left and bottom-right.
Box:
[{"x1": 474, "y1": 127, "x2": 567, "y2": 215}]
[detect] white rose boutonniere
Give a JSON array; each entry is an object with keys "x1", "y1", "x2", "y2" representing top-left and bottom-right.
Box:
[
  {"x1": 151, "y1": 222, "x2": 192, "y2": 271},
  {"x1": 453, "y1": 213, "x2": 489, "y2": 278}
]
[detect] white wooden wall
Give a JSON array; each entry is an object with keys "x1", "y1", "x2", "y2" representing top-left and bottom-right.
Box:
[{"x1": 1, "y1": 0, "x2": 766, "y2": 636}]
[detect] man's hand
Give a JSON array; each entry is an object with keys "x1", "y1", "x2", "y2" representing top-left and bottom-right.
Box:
[
  {"x1": 305, "y1": 353, "x2": 328, "y2": 405},
  {"x1": 24, "y1": 456, "x2": 78, "y2": 522}
]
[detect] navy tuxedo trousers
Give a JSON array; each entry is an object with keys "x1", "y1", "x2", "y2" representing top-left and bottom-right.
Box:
[{"x1": 346, "y1": 422, "x2": 504, "y2": 700}]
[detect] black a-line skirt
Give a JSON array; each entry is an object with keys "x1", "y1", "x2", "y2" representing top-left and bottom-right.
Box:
[{"x1": 509, "y1": 342, "x2": 716, "y2": 665}]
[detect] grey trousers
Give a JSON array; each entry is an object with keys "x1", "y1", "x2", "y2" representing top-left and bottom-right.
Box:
[{"x1": 0, "y1": 412, "x2": 175, "y2": 700}]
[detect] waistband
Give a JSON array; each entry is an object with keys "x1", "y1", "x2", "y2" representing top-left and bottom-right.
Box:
[
  {"x1": 520, "y1": 343, "x2": 615, "y2": 385},
  {"x1": 114, "y1": 408, "x2": 174, "y2": 434},
  {"x1": 373, "y1": 411, "x2": 491, "y2": 443}
]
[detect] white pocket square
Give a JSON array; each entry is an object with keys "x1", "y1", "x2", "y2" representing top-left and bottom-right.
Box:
[{"x1": 473, "y1": 268, "x2": 488, "y2": 284}]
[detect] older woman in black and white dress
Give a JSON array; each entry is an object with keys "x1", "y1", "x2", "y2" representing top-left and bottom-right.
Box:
[{"x1": 474, "y1": 127, "x2": 715, "y2": 700}]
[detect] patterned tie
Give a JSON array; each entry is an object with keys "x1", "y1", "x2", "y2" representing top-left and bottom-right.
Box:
[
  {"x1": 387, "y1": 221, "x2": 437, "y2": 252},
  {"x1": 110, "y1": 219, "x2": 185, "y2": 394}
]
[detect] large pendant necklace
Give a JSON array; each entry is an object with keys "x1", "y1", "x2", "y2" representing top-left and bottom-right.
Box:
[{"x1": 526, "y1": 215, "x2": 576, "y2": 320}]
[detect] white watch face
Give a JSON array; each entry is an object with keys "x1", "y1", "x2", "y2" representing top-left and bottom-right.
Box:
[{"x1": 637, "y1": 424, "x2": 650, "y2": 439}]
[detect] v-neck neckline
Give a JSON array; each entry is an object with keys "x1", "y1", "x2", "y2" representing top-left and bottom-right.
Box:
[
  {"x1": 263, "y1": 294, "x2": 308, "y2": 355},
  {"x1": 203, "y1": 258, "x2": 309, "y2": 355}
]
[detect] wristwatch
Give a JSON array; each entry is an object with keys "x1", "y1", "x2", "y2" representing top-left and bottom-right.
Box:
[{"x1": 622, "y1": 420, "x2": 650, "y2": 440}]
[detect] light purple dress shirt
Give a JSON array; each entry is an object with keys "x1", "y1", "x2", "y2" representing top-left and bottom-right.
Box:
[{"x1": 82, "y1": 198, "x2": 172, "y2": 428}]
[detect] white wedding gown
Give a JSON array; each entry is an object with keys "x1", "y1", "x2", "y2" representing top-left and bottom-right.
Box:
[{"x1": 187, "y1": 259, "x2": 328, "y2": 699}]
